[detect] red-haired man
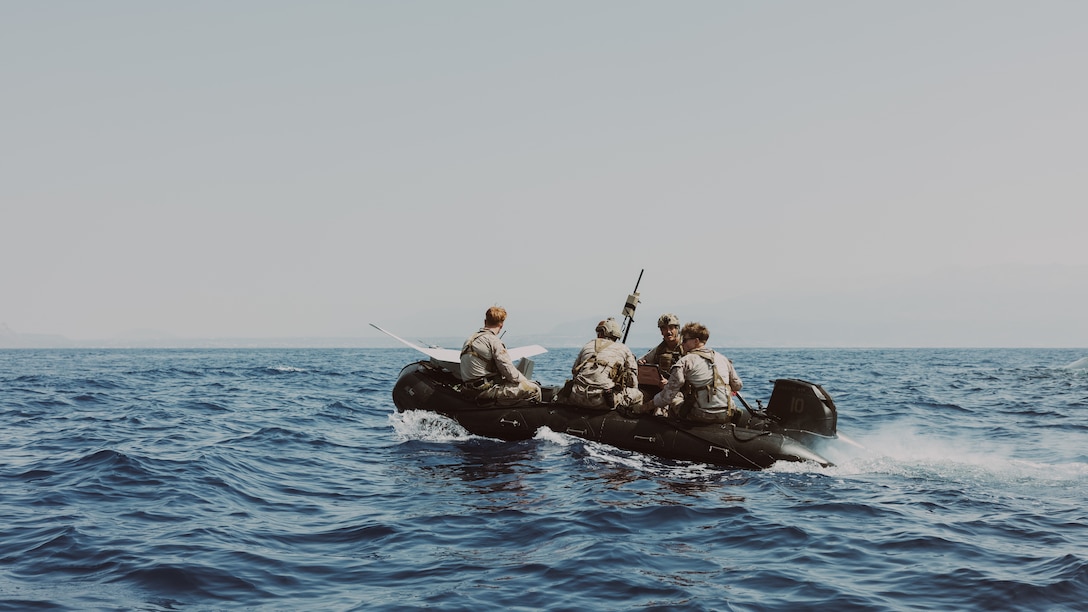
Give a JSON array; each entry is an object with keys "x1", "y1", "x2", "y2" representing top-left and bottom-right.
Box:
[{"x1": 460, "y1": 306, "x2": 542, "y2": 403}]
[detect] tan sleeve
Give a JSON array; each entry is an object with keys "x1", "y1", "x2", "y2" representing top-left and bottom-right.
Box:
[
  {"x1": 727, "y1": 358, "x2": 742, "y2": 393},
  {"x1": 654, "y1": 358, "x2": 688, "y2": 407},
  {"x1": 625, "y1": 349, "x2": 640, "y2": 389},
  {"x1": 488, "y1": 335, "x2": 525, "y2": 383}
]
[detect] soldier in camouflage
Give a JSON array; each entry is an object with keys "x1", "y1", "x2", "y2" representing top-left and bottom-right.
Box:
[
  {"x1": 650, "y1": 322, "x2": 743, "y2": 423},
  {"x1": 639, "y1": 313, "x2": 686, "y2": 373},
  {"x1": 568, "y1": 318, "x2": 644, "y2": 410},
  {"x1": 460, "y1": 306, "x2": 542, "y2": 403}
]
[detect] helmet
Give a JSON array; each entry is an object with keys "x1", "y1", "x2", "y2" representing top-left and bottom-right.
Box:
[
  {"x1": 596, "y1": 318, "x2": 622, "y2": 340},
  {"x1": 657, "y1": 313, "x2": 679, "y2": 328}
]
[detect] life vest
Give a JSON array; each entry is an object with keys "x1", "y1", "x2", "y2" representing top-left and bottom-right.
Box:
[
  {"x1": 574, "y1": 338, "x2": 630, "y2": 390},
  {"x1": 460, "y1": 329, "x2": 498, "y2": 381},
  {"x1": 651, "y1": 341, "x2": 684, "y2": 373},
  {"x1": 569, "y1": 338, "x2": 637, "y2": 408},
  {"x1": 460, "y1": 330, "x2": 491, "y2": 359},
  {"x1": 682, "y1": 349, "x2": 735, "y2": 414}
]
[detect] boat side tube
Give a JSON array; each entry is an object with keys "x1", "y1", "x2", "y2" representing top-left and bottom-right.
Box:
[{"x1": 392, "y1": 361, "x2": 835, "y2": 468}]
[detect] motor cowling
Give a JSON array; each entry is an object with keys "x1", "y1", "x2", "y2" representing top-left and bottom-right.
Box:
[{"x1": 765, "y1": 378, "x2": 837, "y2": 438}]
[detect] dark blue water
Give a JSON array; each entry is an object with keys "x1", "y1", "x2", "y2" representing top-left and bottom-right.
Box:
[{"x1": 2, "y1": 348, "x2": 1085, "y2": 610}]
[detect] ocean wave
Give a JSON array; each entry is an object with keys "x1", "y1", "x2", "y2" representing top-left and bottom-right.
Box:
[
  {"x1": 1060, "y1": 356, "x2": 1088, "y2": 370},
  {"x1": 263, "y1": 365, "x2": 308, "y2": 374},
  {"x1": 389, "y1": 409, "x2": 476, "y2": 442},
  {"x1": 3, "y1": 347, "x2": 1087, "y2": 611}
]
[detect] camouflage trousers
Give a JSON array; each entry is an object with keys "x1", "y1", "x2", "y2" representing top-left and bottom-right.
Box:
[
  {"x1": 569, "y1": 384, "x2": 644, "y2": 410},
  {"x1": 685, "y1": 405, "x2": 733, "y2": 424},
  {"x1": 631, "y1": 390, "x2": 685, "y2": 416},
  {"x1": 650, "y1": 395, "x2": 735, "y2": 423},
  {"x1": 477, "y1": 379, "x2": 542, "y2": 403}
]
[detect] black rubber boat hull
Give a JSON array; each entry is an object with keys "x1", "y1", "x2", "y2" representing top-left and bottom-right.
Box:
[{"x1": 392, "y1": 361, "x2": 839, "y2": 470}]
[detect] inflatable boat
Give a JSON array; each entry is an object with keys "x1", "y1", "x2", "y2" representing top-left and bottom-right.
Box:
[{"x1": 376, "y1": 325, "x2": 841, "y2": 470}]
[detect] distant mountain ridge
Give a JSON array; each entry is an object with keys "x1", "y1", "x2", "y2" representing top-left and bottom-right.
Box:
[
  {"x1": 4, "y1": 264, "x2": 1085, "y2": 348},
  {"x1": 0, "y1": 323, "x2": 71, "y2": 349}
]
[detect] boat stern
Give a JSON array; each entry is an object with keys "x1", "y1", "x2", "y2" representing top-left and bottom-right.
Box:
[{"x1": 765, "y1": 378, "x2": 838, "y2": 438}]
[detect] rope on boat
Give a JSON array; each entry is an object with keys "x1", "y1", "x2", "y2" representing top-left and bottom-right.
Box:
[{"x1": 731, "y1": 425, "x2": 772, "y2": 443}]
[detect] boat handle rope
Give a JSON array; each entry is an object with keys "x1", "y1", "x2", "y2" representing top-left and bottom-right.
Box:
[{"x1": 731, "y1": 424, "x2": 772, "y2": 443}]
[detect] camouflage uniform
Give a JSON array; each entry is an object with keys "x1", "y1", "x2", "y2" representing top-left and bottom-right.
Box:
[
  {"x1": 640, "y1": 340, "x2": 686, "y2": 374},
  {"x1": 460, "y1": 328, "x2": 542, "y2": 402},
  {"x1": 652, "y1": 347, "x2": 742, "y2": 423},
  {"x1": 569, "y1": 338, "x2": 644, "y2": 410}
]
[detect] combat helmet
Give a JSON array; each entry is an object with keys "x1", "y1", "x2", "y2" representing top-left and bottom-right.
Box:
[{"x1": 596, "y1": 318, "x2": 622, "y2": 340}]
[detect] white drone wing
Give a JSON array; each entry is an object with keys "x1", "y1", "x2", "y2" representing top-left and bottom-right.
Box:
[
  {"x1": 507, "y1": 343, "x2": 548, "y2": 360},
  {"x1": 369, "y1": 324, "x2": 547, "y2": 369}
]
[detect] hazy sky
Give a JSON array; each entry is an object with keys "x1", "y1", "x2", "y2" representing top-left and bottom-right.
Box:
[{"x1": 3, "y1": 2, "x2": 1086, "y2": 347}]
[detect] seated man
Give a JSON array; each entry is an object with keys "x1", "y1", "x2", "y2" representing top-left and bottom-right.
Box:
[
  {"x1": 648, "y1": 322, "x2": 742, "y2": 423},
  {"x1": 460, "y1": 306, "x2": 542, "y2": 403},
  {"x1": 567, "y1": 318, "x2": 644, "y2": 410},
  {"x1": 639, "y1": 313, "x2": 686, "y2": 380}
]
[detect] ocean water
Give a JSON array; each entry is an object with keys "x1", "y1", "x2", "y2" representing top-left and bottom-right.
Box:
[{"x1": 1, "y1": 347, "x2": 1085, "y2": 611}]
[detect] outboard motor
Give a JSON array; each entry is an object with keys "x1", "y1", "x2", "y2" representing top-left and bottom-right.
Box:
[{"x1": 765, "y1": 378, "x2": 837, "y2": 438}]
